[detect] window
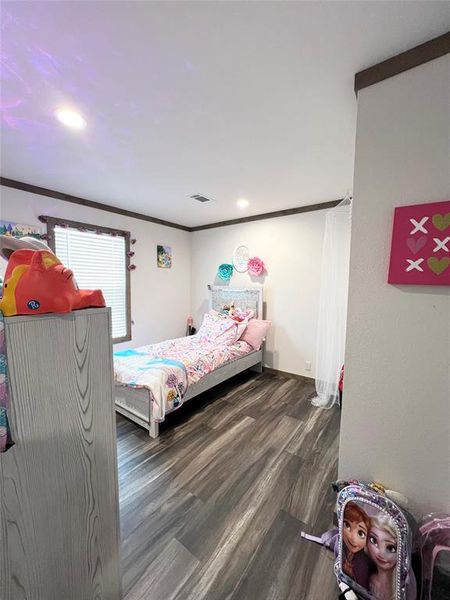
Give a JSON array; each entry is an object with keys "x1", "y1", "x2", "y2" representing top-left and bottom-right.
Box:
[{"x1": 46, "y1": 217, "x2": 131, "y2": 342}]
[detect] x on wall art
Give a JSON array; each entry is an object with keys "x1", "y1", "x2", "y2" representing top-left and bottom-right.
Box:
[{"x1": 388, "y1": 200, "x2": 450, "y2": 285}]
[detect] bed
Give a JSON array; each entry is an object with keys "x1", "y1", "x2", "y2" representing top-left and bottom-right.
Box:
[{"x1": 114, "y1": 286, "x2": 264, "y2": 438}]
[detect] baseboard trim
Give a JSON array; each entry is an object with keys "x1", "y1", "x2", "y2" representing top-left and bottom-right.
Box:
[{"x1": 263, "y1": 366, "x2": 314, "y2": 384}]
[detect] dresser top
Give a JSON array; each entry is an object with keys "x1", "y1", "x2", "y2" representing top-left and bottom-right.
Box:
[{"x1": 3, "y1": 306, "x2": 111, "y2": 325}]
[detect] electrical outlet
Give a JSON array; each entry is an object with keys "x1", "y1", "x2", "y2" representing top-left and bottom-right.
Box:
[{"x1": 305, "y1": 361, "x2": 312, "y2": 372}]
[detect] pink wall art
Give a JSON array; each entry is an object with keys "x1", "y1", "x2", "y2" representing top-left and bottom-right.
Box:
[{"x1": 388, "y1": 200, "x2": 450, "y2": 285}]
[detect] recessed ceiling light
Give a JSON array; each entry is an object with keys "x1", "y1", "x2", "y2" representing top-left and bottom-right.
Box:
[
  {"x1": 237, "y1": 198, "x2": 249, "y2": 209},
  {"x1": 55, "y1": 108, "x2": 87, "y2": 130}
]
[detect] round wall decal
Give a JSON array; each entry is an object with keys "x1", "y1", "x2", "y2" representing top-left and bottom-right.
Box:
[{"x1": 233, "y1": 244, "x2": 250, "y2": 273}]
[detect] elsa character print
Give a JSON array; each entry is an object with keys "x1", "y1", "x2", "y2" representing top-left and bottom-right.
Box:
[{"x1": 367, "y1": 514, "x2": 398, "y2": 600}]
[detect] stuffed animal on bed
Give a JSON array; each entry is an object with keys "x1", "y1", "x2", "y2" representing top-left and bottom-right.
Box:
[
  {"x1": 221, "y1": 303, "x2": 254, "y2": 323},
  {"x1": 0, "y1": 236, "x2": 105, "y2": 316}
]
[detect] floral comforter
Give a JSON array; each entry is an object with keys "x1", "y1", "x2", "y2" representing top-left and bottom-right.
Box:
[{"x1": 114, "y1": 335, "x2": 253, "y2": 422}]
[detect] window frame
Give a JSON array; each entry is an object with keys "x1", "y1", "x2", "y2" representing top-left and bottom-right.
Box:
[{"x1": 46, "y1": 216, "x2": 132, "y2": 344}]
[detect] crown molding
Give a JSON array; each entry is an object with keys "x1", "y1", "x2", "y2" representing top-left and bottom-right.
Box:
[
  {"x1": 1, "y1": 177, "x2": 341, "y2": 231},
  {"x1": 0, "y1": 177, "x2": 190, "y2": 231},
  {"x1": 189, "y1": 200, "x2": 341, "y2": 231},
  {"x1": 355, "y1": 32, "x2": 450, "y2": 94}
]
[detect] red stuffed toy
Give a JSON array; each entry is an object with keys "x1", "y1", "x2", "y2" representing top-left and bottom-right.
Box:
[{"x1": 0, "y1": 249, "x2": 105, "y2": 316}]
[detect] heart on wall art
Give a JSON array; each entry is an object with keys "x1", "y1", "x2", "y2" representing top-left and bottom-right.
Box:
[{"x1": 388, "y1": 199, "x2": 450, "y2": 285}]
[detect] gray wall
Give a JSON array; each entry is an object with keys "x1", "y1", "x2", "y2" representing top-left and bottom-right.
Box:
[{"x1": 338, "y1": 55, "x2": 450, "y2": 516}]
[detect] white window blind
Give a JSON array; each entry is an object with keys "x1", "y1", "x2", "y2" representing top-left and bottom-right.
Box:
[{"x1": 54, "y1": 226, "x2": 128, "y2": 340}]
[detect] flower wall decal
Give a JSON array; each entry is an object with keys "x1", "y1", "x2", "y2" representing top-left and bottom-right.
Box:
[
  {"x1": 217, "y1": 263, "x2": 234, "y2": 281},
  {"x1": 247, "y1": 256, "x2": 266, "y2": 277}
]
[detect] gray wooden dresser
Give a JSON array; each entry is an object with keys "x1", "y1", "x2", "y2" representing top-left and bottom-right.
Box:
[{"x1": 0, "y1": 307, "x2": 121, "y2": 600}]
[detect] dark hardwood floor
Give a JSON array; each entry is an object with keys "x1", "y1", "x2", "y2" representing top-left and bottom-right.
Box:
[{"x1": 116, "y1": 370, "x2": 341, "y2": 600}]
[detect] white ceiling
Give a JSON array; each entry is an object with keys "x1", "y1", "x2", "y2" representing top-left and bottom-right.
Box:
[{"x1": 1, "y1": 2, "x2": 449, "y2": 227}]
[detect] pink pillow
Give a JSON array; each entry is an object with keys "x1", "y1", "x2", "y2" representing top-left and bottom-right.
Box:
[{"x1": 239, "y1": 319, "x2": 271, "y2": 350}]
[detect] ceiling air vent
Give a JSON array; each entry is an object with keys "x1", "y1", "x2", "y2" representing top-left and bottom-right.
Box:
[{"x1": 190, "y1": 194, "x2": 215, "y2": 203}]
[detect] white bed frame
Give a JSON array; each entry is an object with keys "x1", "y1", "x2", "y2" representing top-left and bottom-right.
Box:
[{"x1": 114, "y1": 286, "x2": 264, "y2": 438}]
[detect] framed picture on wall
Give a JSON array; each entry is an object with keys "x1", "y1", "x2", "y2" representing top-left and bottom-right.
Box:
[
  {"x1": 388, "y1": 199, "x2": 450, "y2": 285},
  {"x1": 157, "y1": 245, "x2": 172, "y2": 268},
  {"x1": 0, "y1": 221, "x2": 41, "y2": 239}
]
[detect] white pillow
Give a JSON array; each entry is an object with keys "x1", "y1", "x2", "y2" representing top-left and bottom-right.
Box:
[{"x1": 197, "y1": 311, "x2": 238, "y2": 344}]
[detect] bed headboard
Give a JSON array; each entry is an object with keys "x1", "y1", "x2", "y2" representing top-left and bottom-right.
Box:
[{"x1": 208, "y1": 285, "x2": 263, "y2": 319}]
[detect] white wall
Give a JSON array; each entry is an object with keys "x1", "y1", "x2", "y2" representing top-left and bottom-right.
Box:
[
  {"x1": 0, "y1": 185, "x2": 191, "y2": 350},
  {"x1": 339, "y1": 55, "x2": 450, "y2": 515},
  {"x1": 191, "y1": 211, "x2": 327, "y2": 378},
  {"x1": 0, "y1": 183, "x2": 327, "y2": 375}
]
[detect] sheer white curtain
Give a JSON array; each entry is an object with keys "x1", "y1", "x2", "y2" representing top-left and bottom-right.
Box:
[{"x1": 312, "y1": 199, "x2": 352, "y2": 409}]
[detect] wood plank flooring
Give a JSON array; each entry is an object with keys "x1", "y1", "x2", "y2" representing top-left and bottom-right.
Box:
[{"x1": 117, "y1": 371, "x2": 340, "y2": 600}]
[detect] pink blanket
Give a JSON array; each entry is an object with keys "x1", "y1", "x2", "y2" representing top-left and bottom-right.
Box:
[{"x1": 114, "y1": 335, "x2": 253, "y2": 421}]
